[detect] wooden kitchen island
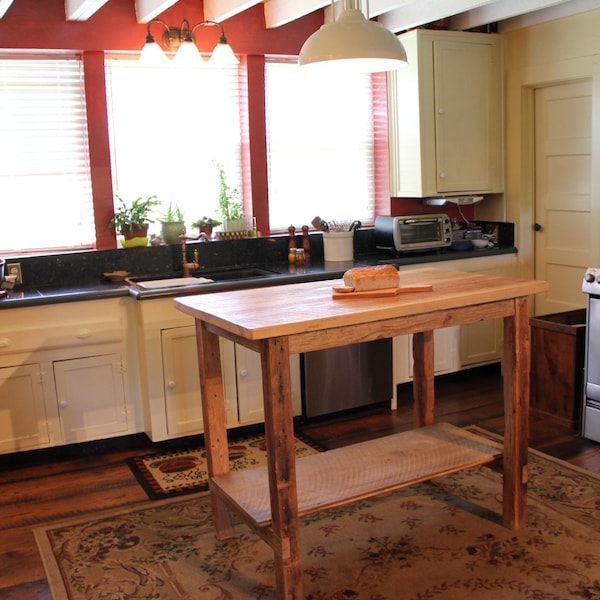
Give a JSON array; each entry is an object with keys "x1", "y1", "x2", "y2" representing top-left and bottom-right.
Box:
[{"x1": 175, "y1": 267, "x2": 548, "y2": 599}]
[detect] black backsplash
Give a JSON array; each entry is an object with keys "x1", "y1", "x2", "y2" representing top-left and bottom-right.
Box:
[{"x1": 5, "y1": 230, "x2": 378, "y2": 289}]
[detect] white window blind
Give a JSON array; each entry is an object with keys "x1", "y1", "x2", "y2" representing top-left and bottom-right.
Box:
[
  {"x1": 265, "y1": 58, "x2": 380, "y2": 232},
  {"x1": 104, "y1": 58, "x2": 244, "y2": 235},
  {"x1": 0, "y1": 56, "x2": 95, "y2": 253}
]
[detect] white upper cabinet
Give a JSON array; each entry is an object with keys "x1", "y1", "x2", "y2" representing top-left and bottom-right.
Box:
[{"x1": 388, "y1": 29, "x2": 504, "y2": 197}]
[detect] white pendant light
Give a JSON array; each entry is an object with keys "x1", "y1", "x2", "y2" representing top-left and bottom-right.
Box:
[
  {"x1": 299, "y1": 0, "x2": 407, "y2": 73},
  {"x1": 139, "y1": 38, "x2": 170, "y2": 66},
  {"x1": 172, "y1": 38, "x2": 206, "y2": 67},
  {"x1": 139, "y1": 18, "x2": 238, "y2": 68},
  {"x1": 207, "y1": 37, "x2": 240, "y2": 67}
]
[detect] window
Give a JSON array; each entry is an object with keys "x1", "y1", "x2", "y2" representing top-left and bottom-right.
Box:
[
  {"x1": 104, "y1": 58, "x2": 246, "y2": 236},
  {"x1": 0, "y1": 55, "x2": 95, "y2": 253},
  {"x1": 265, "y1": 58, "x2": 389, "y2": 232}
]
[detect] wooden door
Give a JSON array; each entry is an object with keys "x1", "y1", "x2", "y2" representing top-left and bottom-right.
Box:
[{"x1": 534, "y1": 81, "x2": 593, "y2": 314}]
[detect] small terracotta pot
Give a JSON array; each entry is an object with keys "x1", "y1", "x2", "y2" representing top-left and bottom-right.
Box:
[{"x1": 123, "y1": 224, "x2": 149, "y2": 240}]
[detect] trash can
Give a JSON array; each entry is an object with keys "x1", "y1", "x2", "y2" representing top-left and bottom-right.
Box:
[{"x1": 530, "y1": 309, "x2": 586, "y2": 430}]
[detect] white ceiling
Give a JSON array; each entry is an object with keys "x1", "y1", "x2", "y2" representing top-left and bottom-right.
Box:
[{"x1": 2, "y1": 0, "x2": 599, "y2": 33}]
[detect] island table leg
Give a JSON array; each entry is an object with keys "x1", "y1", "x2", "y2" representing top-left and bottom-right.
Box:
[
  {"x1": 260, "y1": 336, "x2": 303, "y2": 599},
  {"x1": 502, "y1": 296, "x2": 530, "y2": 530},
  {"x1": 195, "y1": 320, "x2": 235, "y2": 539},
  {"x1": 412, "y1": 330, "x2": 435, "y2": 427}
]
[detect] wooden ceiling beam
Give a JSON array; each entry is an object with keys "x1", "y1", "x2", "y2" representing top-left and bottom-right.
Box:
[
  {"x1": 65, "y1": 0, "x2": 110, "y2": 21},
  {"x1": 135, "y1": 0, "x2": 179, "y2": 23},
  {"x1": 264, "y1": 0, "x2": 328, "y2": 28},
  {"x1": 454, "y1": 0, "x2": 600, "y2": 31},
  {"x1": 203, "y1": 0, "x2": 263, "y2": 22},
  {"x1": 0, "y1": 0, "x2": 14, "y2": 19},
  {"x1": 379, "y1": 0, "x2": 499, "y2": 33}
]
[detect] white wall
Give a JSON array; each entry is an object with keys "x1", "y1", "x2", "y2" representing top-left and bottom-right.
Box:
[{"x1": 502, "y1": 9, "x2": 600, "y2": 279}]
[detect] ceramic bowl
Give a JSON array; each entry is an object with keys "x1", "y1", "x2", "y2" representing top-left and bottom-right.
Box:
[
  {"x1": 450, "y1": 240, "x2": 473, "y2": 251},
  {"x1": 471, "y1": 238, "x2": 489, "y2": 249}
]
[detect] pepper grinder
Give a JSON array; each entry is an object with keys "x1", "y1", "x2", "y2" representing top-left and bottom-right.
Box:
[
  {"x1": 288, "y1": 225, "x2": 296, "y2": 263},
  {"x1": 301, "y1": 225, "x2": 310, "y2": 261}
]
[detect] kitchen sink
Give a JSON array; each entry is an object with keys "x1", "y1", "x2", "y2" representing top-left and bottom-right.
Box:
[
  {"x1": 127, "y1": 267, "x2": 278, "y2": 289},
  {"x1": 202, "y1": 267, "x2": 279, "y2": 281}
]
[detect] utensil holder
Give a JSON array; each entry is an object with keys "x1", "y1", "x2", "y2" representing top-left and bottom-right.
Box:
[{"x1": 323, "y1": 231, "x2": 354, "y2": 262}]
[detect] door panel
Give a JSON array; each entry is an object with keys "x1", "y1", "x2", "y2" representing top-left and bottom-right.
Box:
[
  {"x1": 53, "y1": 354, "x2": 127, "y2": 443},
  {"x1": 534, "y1": 81, "x2": 592, "y2": 314}
]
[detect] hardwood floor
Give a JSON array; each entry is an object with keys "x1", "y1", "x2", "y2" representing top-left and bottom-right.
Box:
[{"x1": 1, "y1": 365, "x2": 599, "y2": 599}]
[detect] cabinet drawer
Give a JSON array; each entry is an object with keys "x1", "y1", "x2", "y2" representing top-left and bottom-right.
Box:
[
  {"x1": 0, "y1": 300, "x2": 126, "y2": 356},
  {"x1": 0, "y1": 319, "x2": 123, "y2": 356}
]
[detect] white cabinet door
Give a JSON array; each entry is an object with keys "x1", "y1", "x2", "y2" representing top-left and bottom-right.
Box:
[
  {"x1": 53, "y1": 354, "x2": 128, "y2": 443},
  {"x1": 0, "y1": 363, "x2": 49, "y2": 452},
  {"x1": 161, "y1": 326, "x2": 237, "y2": 437},
  {"x1": 410, "y1": 327, "x2": 459, "y2": 375},
  {"x1": 235, "y1": 344, "x2": 302, "y2": 424},
  {"x1": 388, "y1": 29, "x2": 503, "y2": 197},
  {"x1": 460, "y1": 320, "x2": 503, "y2": 367},
  {"x1": 433, "y1": 38, "x2": 502, "y2": 193}
]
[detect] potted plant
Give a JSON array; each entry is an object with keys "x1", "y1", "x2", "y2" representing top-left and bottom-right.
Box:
[
  {"x1": 214, "y1": 162, "x2": 245, "y2": 233},
  {"x1": 191, "y1": 216, "x2": 222, "y2": 237},
  {"x1": 158, "y1": 201, "x2": 186, "y2": 244},
  {"x1": 109, "y1": 195, "x2": 159, "y2": 246}
]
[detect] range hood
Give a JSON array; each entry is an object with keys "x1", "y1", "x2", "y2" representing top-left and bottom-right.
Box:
[{"x1": 424, "y1": 196, "x2": 484, "y2": 206}]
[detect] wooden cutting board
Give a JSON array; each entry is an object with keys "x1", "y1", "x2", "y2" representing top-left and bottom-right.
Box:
[{"x1": 332, "y1": 284, "x2": 433, "y2": 299}]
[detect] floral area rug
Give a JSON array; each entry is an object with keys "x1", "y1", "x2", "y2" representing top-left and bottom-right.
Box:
[
  {"x1": 126, "y1": 432, "x2": 325, "y2": 500},
  {"x1": 36, "y1": 442, "x2": 600, "y2": 600}
]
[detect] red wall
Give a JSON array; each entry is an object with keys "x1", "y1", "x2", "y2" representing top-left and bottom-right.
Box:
[
  {"x1": 0, "y1": 1, "x2": 469, "y2": 244},
  {"x1": 0, "y1": 0, "x2": 323, "y2": 247},
  {"x1": 0, "y1": 0, "x2": 322, "y2": 55}
]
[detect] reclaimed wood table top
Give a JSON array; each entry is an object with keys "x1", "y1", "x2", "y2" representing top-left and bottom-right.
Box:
[{"x1": 175, "y1": 266, "x2": 549, "y2": 340}]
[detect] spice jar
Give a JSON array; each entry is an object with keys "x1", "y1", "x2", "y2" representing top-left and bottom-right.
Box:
[{"x1": 295, "y1": 248, "x2": 305, "y2": 264}]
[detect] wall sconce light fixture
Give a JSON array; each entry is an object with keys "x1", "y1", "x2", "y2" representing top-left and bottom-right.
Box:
[
  {"x1": 140, "y1": 18, "x2": 239, "y2": 67},
  {"x1": 299, "y1": 0, "x2": 407, "y2": 73}
]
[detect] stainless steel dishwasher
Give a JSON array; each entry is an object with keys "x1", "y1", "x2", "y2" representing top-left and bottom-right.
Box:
[{"x1": 302, "y1": 338, "x2": 393, "y2": 419}]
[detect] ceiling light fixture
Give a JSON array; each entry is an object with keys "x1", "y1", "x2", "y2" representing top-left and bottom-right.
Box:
[
  {"x1": 298, "y1": 0, "x2": 407, "y2": 73},
  {"x1": 140, "y1": 18, "x2": 239, "y2": 67}
]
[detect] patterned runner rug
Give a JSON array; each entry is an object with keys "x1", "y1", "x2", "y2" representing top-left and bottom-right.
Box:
[
  {"x1": 35, "y1": 435, "x2": 600, "y2": 599},
  {"x1": 126, "y1": 432, "x2": 325, "y2": 500}
]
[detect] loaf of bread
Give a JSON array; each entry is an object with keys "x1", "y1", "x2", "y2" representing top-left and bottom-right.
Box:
[{"x1": 342, "y1": 265, "x2": 400, "y2": 291}]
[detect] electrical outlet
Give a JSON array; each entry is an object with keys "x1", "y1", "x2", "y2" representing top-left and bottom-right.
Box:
[{"x1": 7, "y1": 262, "x2": 22, "y2": 285}]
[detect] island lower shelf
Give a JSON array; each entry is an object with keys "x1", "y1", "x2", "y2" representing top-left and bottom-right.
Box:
[{"x1": 211, "y1": 422, "x2": 503, "y2": 528}]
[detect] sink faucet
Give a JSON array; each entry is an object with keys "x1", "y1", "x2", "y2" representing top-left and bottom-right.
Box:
[{"x1": 180, "y1": 232, "x2": 208, "y2": 277}]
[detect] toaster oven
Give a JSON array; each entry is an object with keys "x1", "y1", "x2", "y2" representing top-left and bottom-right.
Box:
[{"x1": 374, "y1": 214, "x2": 452, "y2": 252}]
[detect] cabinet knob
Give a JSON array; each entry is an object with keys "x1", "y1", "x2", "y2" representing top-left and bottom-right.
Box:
[
  {"x1": 0, "y1": 338, "x2": 10, "y2": 347},
  {"x1": 75, "y1": 328, "x2": 92, "y2": 339},
  {"x1": 239, "y1": 369, "x2": 248, "y2": 378},
  {"x1": 438, "y1": 108, "x2": 445, "y2": 115},
  {"x1": 439, "y1": 172, "x2": 447, "y2": 179},
  {"x1": 59, "y1": 399, "x2": 68, "y2": 409},
  {"x1": 167, "y1": 380, "x2": 176, "y2": 390}
]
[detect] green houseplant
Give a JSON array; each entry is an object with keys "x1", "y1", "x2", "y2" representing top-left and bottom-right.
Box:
[
  {"x1": 109, "y1": 195, "x2": 160, "y2": 243},
  {"x1": 158, "y1": 201, "x2": 186, "y2": 244},
  {"x1": 192, "y1": 216, "x2": 222, "y2": 236},
  {"x1": 214, "y1": 162, "x2": 245, "y2": 232}
]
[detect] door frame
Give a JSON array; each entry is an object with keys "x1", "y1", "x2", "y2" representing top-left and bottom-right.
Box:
[{"x1": 505, "y1": 55, "x2": 600, "y2": 289}]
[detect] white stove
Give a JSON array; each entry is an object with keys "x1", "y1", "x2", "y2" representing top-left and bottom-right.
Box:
[{"x1": 581, "y1": 267, "x2": 600, "y2": 442}]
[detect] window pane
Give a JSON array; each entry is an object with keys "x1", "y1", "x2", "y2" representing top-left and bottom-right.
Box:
[
  {"x1": 105, "y1": 59, "x2": 244, "y2": 236},
  {"x1": 0, "y1": 56, "x2": 95, "y2": 253},
  {"x1": 265, "y1": 59, "x2": 376, "y2": 232}
]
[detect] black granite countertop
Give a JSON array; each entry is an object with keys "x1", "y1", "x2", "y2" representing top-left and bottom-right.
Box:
[{"x1": 0, "y1": 235, "x2": 517, "y2": 310}]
